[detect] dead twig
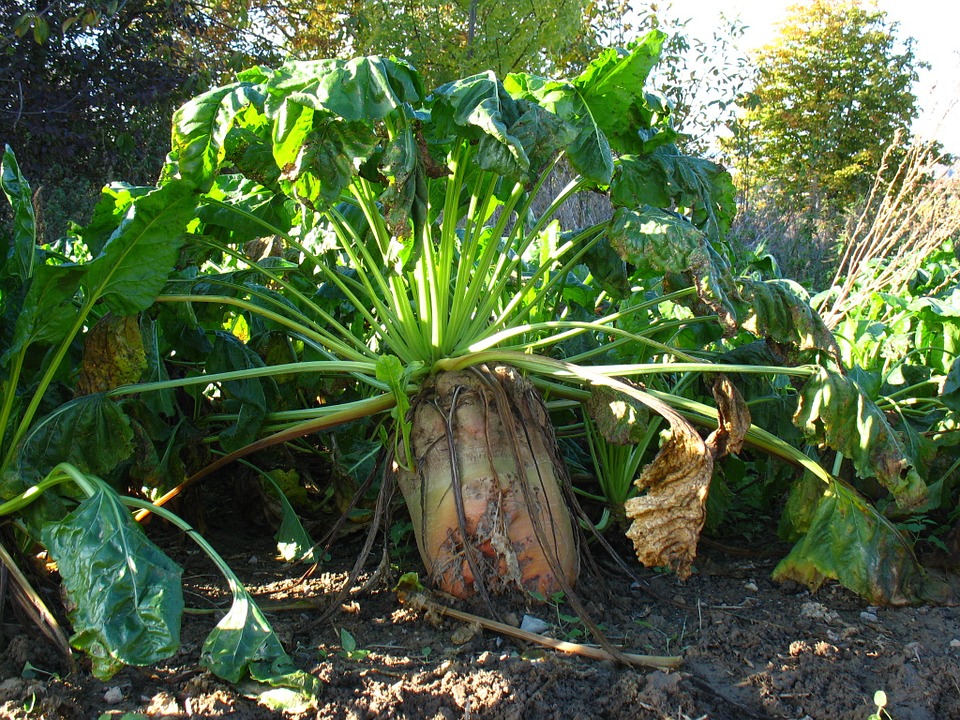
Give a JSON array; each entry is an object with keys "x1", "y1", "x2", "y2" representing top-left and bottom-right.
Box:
[
  {"x1": 0, "y1": 539, "x2": 76, "y2": 673},
  {"x1": 397, "y1": 586, "x2": 682, "y2": 670}
]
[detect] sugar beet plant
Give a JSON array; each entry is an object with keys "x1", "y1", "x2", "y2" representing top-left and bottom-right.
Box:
[{"x1": 1, "y1": 30, "x2": 949, "y2": 694}]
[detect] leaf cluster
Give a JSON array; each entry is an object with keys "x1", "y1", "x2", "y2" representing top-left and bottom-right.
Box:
[{"x1": 1, "y1": 32, "x2": 954, "y2": 694}]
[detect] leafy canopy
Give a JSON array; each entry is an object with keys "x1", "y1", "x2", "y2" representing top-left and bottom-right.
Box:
[{"x1": 726, "y1": 0, "x2": 922, "y2": 214}]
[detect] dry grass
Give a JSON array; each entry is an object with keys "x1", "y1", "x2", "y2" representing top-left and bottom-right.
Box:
[{"x1": 816, "y1": 134, "x2": 960, "y2": 329}]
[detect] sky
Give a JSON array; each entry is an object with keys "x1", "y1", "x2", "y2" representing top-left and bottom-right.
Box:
[{"x1": 666, "y1": 0, "x2": 960, "y2": 155}]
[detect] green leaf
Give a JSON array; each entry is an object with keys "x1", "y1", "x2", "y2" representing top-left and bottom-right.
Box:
[
  {"x1": 264, "y1": 57, "x2": 421, "y2": 125},
  {"x1": 794, "y1": 366, "x2": 927, "y2": 510},
  {"x1": 74, "y1": 184, "x2": 150, "y2": 256},
  {"x1": 263, "y1": 57, "x2": 420, "y2": 208},
  {"x1": 612, "y1": 152, "x2": 737, "y2": 238},
  {"x1": 0, "y1": 262, "x2": 85, "y2": 367},
  {"x1": 508, "y1": 99, "x2": 577, "y2": 175},
  {"x1": 258, "y1": 469, "x2": 315, "y2": 563},
  {"x1": 201, "y1": 583, "x2": 321, "y2": 699},
  {"x1": 207, "y1": 332, "x2": 270, "y2": 453},
  {"x1": 83, "y1": 182, "x2": 197, "y2": 316},
  {"x1": 605, "y1": 206, "x2": 736, "y2": 328},
  {"x1": 376, "y1": 355, "x2": 418, "y2": 470},
  {"x1": 1, "y1": 146, "x2": 37, "y2": 282},
  {"x1": 504, "y1": 73, "x2": 613, "y2": 184},
  {"x1": 32, "y1": 16, "x2": 50, "y2": 44},
  {"x1": 733, "y1": 278, "x2": 840, "y2": 361},
  {"x1": 571, "y1": 32, "x2": 667, "y2": 155},
  {"x1": 41, "y1": 488, "x2": 184, "y2": 679},
  {"x1": 772, "y1": 479, "x2": 941, "y2": 605},
  {"x1": 279, "y1": 119, "x2": 378, "y2": 207},
  {"x1": 11, "y1": 394, "x2": 134, "y2": 490},
  {"x1": 166, "y1": 83, "x2": 264, "y2": 191},
  {"x1": 139, "y1": 315, "x2": 176, "y2": 417},
  {"x1": 430, "y1": 72, "x2": 531, "y2": 180},
  {"x1": 942, "y1": 357, "x2": 960, "y2": 414},
  {"x1": 339, "y1": 627, "x2": 357, "y2": 653}
]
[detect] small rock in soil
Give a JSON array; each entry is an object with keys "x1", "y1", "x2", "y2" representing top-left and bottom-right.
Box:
[
  {"x1": 103, "y1": 686, "x2": 123, "y2": 704},
  {"x1": 520, "y1": 615, "x2": 551, "y2": 634}
]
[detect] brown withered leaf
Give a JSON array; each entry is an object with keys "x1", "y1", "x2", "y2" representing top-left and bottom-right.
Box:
[
  {"x1": 704, "y1": 374, "x2": 751, "y2": 458},
  {"x1": 624, "y1": 425, "x2": 713, "y2": 580},
  {"x1": 75, "y1": 313, "x2": 147, "y2": 396},
  {"x1": 589, "y1": 374, "x2": 746, "y2": 580},
  {"x1": 578, "y1": 374, "x2": 712, "y2": 580}
]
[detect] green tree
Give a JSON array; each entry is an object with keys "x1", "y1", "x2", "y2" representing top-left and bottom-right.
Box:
[
  {"x1": 340, "y1": 0, "x2": 610, "y2": 89},
  {"x1": 727, "y1": 0, "x2": 922, "y2": 216},
  {"x1": 1, "y1": 0, "x2": 283, "y2": 241}
]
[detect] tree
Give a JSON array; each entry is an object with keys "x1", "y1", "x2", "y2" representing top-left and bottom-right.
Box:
[
  {"x1": 727, "y1": 1, "x2": 922, "y2": 217},
  {"x1": 0, "y1": 0, "x2": 285, "y2": 242},
  {"x1": 1, "y1": 0, "x2": 620, "y2": 242},
  {"x1": 631, "y1": 5, "x2": 755, "y2": 158},
  {"x1": 329, "y1": 0, "x2": 612, "y2": 89}
]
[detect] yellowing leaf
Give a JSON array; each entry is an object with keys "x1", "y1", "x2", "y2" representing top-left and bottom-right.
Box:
[
  {"x1": 75, "y1": 314, "x2": 147, "y2": 396},
  {"x1": 794, "y1": 366, "x2": 927, "y2": 511},
  {"x1": 585, "y1": 384, "x2": 650, "y2": 445}
]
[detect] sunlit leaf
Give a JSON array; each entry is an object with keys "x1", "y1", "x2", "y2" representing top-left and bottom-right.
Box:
[
  {"x1": 504, "y1": 73, "x2": 613, "y2": 184},
  {"x1": 794, "y1": 366, "x2": 927, "y2": 510},
  {"x1": 263, "y1": 56, "x2": 421, "y2": 124},
  {"x1": 259, "y1": 469, "x2": 315, "y2": 563},
  {"x1": 606, "y1": 205, "x2": 736, "y2": 329},
  {"x1": 734, "y1": 278, "x2": 840, "y2": 362},
  {"x1": 431, "y1": 72, "x2": 531, "y2": 180},
  {"x1": 612, "y1": 151, "x2": 736, "y2": 238},
  {"x1": 42, "y1": 488, "x2": 184, "y2": 679},
  {"x1": 201, "y1": 583, "x2": 321, "y2": 699},
  {"x1": 279, "y1": 119, "x2": 378, "y2": 207},
  {"x1": 166, "y1": 83, "x2": 264, "y2": 191},
  {"x1": 571, "y1": 34, "x2": 667, "y2": 155},
  {"x1": 83, "y1": 182, "x2": 197, "y2": 316}
]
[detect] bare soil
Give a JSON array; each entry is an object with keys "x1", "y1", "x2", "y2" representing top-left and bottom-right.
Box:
[{"x1": 2, "y1": 501, "x2": 959, "y2": 720}]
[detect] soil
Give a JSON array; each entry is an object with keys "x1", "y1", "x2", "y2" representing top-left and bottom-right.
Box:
[{"x1": 2, "y1": 500, "x2": 959, "y2": 720}]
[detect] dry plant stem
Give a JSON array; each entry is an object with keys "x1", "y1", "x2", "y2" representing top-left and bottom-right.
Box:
[
  {"x1": 402, "y1": 590, "x2": 682, "y2": 670},
  {"x1": 820, "y1": 135, "x2": 960, "y2": 329},
  {"x1": 0, "y1": 539, "x2": 76, "y2": 672}
]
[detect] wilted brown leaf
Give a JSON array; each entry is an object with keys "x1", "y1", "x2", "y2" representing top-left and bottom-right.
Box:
[
  {"x1": 608, "y1": 374, "x2": 748, "y2": 580},
  {"x1": 705, "y1": 374, "x2": 751, "y2": 458},
  {"x1": 624, "y1": 423, "x2": 713, "y2": 580}
]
